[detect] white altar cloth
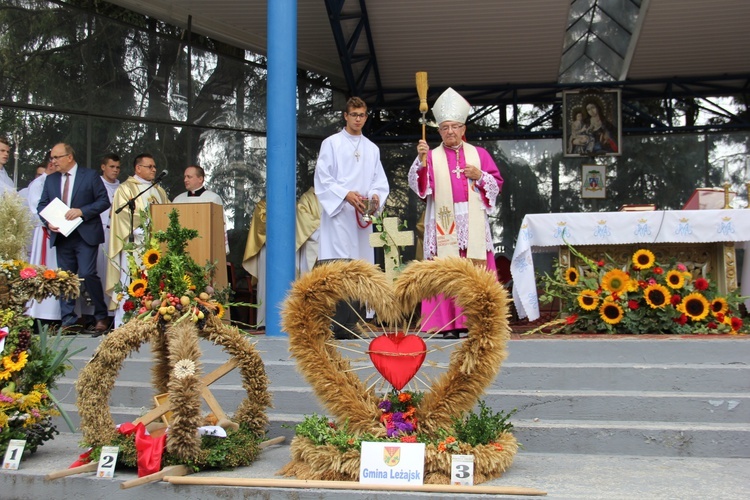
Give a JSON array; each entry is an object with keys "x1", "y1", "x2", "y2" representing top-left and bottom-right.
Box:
[{"x1": 511, "y1": 209, "x2": 750, "y2": 321}]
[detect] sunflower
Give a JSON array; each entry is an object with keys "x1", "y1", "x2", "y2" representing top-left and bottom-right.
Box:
[
  {"x1": 632, "y1": 249, "x2": 655, "y2": 269},
  {"x1": 215, "y1": 302, "x2": 226, "y2": 319},
  {"x1": 143, "y1": 249, "x2": 161, "y2": 268},
  {"x1": 710, "y1": 297, "x2": 728, "y2": 316},
  {"x1": 599, "y1": 302, "x2": 624, "y2": 325},
  {"x1": 128, "y1": 278, "x2": 148, "y2": 298},
  {"x1": 665, "y1": 270, "x2": 685, "y2": 289},
  {"x1": 2, "y1": 350, "x2": 29, "y2": 372},
  {"x1": 601, "y1": 269, "x2": 629, "y2": 293},
  {"x1": 564, "y1": 267, "x2": 579, "y2": 286},
  {"x1": 680, "y1": 292, "x2": 710, "y2": 321},
  {"x1": 644, "y1": 283, "x2": 670, "y2": 308},
  {"x1": 577, "y1": 289, "x2": 600, "y2": 311}
]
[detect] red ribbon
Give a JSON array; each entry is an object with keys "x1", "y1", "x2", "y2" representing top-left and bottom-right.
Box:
[
  {"x1": 68, "y1": 448, "x2": 93, "y2": 468},
  {"x1": 117, "y1": 422, "x2": 166, "y2": 477}
]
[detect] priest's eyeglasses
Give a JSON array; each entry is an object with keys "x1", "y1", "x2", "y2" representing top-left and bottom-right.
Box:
[
  {"x1": 347, "y1": 112, "x2": 368, "y2": 119},
  {"x1": 439, "y1": 123, "x2": 465, "y2": 132}
]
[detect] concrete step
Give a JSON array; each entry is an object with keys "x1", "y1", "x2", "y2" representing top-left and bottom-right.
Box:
[
  {"x1": 55, "y1": 378, "x2": 750, "y2": 425},
  {"x1": 4, "y1": 431, "x2": 749, "y2": 500},
  {"x1": 512, "y1": 419, "x2": 750, "y2": 458},
  {"x1": 68, "y1": 336, "x2": 750, "y2": 364},
  {"x1": 53, "y1": 336, "x2": 750, "y2": 458}
]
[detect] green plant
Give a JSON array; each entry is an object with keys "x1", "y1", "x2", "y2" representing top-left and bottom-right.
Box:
[
  {"x1": 451, "y1": 401, "x2": 517, "y2": 447},
  {"x1": 294, "y1": 414, "x2": 372, "y2": 451}
]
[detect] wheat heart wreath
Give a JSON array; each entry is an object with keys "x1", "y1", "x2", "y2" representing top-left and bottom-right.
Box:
[{"x1": 280, "y1": 257, "x2": 518, "y2": 484}]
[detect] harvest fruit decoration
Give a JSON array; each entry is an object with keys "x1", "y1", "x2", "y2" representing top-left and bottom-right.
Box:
[{"x1": 113, "y1": 209, "x2": 228, "y2": 326}]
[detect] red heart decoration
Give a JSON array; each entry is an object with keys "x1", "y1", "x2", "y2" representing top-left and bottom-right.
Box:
[{"x1": 368, "y1": 333, "x2": 427, "y2": 391}]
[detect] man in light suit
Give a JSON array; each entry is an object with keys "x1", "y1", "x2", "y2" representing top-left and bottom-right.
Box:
[{"x1": 37, "y1": 143, "x2": 111, "y2": 334}]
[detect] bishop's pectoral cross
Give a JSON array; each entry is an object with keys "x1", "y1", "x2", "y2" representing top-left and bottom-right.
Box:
[{"x1": 451, "y1": 165, "x2": 462, "y2": 178}]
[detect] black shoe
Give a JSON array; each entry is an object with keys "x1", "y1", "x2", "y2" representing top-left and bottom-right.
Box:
[{"x1": 442, "y1": 330, "x2": 459, "y2": 339}]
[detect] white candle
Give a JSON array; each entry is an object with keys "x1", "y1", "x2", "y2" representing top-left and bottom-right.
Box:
[
  {"x1": 745, "y1": 156, "x2": 750, "y2": 182},
  {"x1": 723, "y1": 159, "x2": 729, "y2": 184}
]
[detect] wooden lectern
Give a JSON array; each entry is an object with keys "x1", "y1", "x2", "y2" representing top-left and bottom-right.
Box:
[{"x1": 151, "y1": 203, "x2": 227, "y2": 289}]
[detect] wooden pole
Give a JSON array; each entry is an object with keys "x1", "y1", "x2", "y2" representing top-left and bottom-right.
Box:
[
  {"x1": 259, "y1": 435, "x2": 285, "y2": 448},
  {"x1": 120, "y1": 464, "x2": 190, "y2": 489},
  {"x1": 416, "y1": 72, "x2": 429, "y2": 165},
  {"x1": 163, "y1": 476, "x2": 547, "y2": 496},
  {"x1": 45, "y1": 462, "x2": 98, "y2": 480}
]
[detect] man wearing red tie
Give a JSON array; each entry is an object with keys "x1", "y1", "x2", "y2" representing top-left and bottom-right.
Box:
[{"x1": 37, "y1": 143, "x2": 111, "y2": 333}]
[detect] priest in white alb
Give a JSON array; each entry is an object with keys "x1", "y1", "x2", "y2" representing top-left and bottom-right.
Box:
[
  {"x1": 106, "y1": 153, "x2": 169, "y2": 327},
  {"x1": 409, "y1": 87, "x2": 503, "y2": 339}
]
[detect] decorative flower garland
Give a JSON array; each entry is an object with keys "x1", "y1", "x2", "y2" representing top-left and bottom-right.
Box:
[
  {"x1": 0, "y1": 263, "x2": 80, "y2": 456},
  {"x1": 279, "y1": 257, "x2": 517, "y2": 484}
]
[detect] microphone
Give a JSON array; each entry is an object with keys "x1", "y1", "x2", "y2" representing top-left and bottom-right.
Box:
[{"x1": 153, "y1": 169, "x2": 168, "y2": 183}]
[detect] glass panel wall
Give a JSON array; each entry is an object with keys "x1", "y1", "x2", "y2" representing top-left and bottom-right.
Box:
[{"x1": 1, "y1": 0, "x2": 747, "y2": 275}]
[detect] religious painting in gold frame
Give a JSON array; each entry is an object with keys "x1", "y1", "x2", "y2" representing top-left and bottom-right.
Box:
[
  {"x1": 563, "y1": 89, "x2": 622, "y2": 158},
  {"x1": 581, "y1": 164, "x2": 606, "y2": 199}
]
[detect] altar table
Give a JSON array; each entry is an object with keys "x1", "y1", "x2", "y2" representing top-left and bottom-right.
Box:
[{"x1": 511, "y1": 209, "x2": 750, "y2": 321}]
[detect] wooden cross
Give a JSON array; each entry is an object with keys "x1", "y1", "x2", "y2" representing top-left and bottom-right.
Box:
[
  {"x1": 369, "y1": 216, "x2": 414, "y2": 282},
  {"x1": 134, "y1": 358, "x2": 239, "y2": 430}
]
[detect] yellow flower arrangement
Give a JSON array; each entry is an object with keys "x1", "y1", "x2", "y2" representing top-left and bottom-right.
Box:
[
  {"x1": 539, "y1": 246, "x2": 747, "y2": 335},
  {"x1": 112, "y1": 209, "x2": 231, "y2": 327},
  {"x1": 1, "y1": 185, "x2": 83, "y2": 459}
]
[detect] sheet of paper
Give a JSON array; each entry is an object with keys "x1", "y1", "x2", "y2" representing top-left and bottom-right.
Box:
[{"x1": 39, "y1": 197, "x2": 83, "y2": 237}]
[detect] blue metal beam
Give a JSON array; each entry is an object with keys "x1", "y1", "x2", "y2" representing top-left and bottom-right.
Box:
[{"x1": 265, "y1": 0, "x2": 297, "y2": 337}]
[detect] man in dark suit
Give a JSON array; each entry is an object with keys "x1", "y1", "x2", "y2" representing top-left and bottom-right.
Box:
[{"x1": 38, "y1": 143, "x2": 111, "y2": 334}]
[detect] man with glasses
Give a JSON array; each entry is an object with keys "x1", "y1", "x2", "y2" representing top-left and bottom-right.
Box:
[
  {"x1": 37, "y1": 143, "x2": 111, "y2": 334},
  {"x1": 314, "y1": 96, "x2": 389, "y2": 339},
  {"x1": 409, "y1": 88, "x2": 503, "y2": 339},
  {"x1": 106, "y1": 153, "x2": 169, "y2": 327}
]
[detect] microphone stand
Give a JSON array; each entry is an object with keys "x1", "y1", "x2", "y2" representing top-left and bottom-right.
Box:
[{"x1": 114, "y1": 176, "x2": 166, "y2": 243}]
